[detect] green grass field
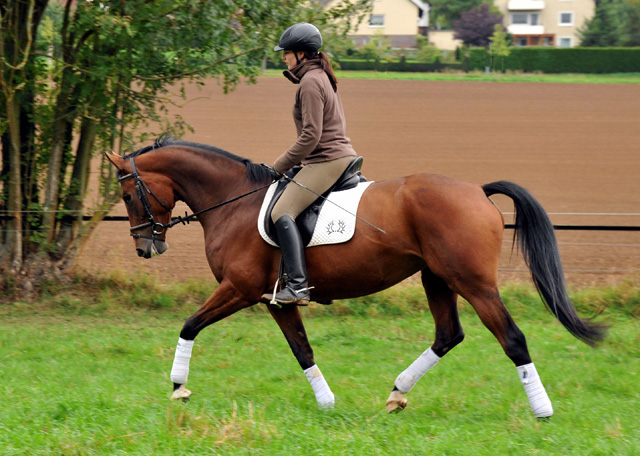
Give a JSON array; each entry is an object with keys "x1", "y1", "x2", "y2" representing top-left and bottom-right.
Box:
[
  {"x1": 262, "y1": 68, "x2": 640, "y2": 84},
  {"x1": 1, "y1": 278, "x2": 638, "y2": 455}
]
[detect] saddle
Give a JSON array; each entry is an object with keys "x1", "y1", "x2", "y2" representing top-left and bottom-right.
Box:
[{"x1": 263, "y1": 157, "x2": 366, "y2": 247}]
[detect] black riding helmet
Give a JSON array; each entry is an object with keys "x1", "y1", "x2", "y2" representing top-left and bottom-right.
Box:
[{"x1": 274, "y1": 22, "x2": 323, "y2": 52}]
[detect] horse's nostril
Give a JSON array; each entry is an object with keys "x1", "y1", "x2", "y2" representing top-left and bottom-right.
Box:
[{"x1": 136, "y1": 248, "x2": 145, "y2": 257}]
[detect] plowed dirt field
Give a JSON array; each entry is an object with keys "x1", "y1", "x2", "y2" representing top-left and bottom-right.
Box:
[{"x1": 78, "y1": 76, "x2": 640, "y2": 288}]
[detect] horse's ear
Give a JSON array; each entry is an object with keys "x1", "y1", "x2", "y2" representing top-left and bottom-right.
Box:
[{"x1": 104, "y1": 151, "x2": 124, "y2": 170}]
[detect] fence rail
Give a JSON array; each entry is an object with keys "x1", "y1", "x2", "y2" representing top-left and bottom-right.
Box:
[{"x1": 1, "y1": 215, "x2": 640, "y2": 232}]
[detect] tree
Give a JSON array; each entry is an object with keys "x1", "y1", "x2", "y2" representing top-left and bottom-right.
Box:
[
  {"x1": 619, "y1": 1, "x2": 640, "y2": 46},
  {"x1": 488, "y1": 24, "x2": 511, "y2": 72},
  {"x1": 579, "y1": 0, "x2": 624, "y2": 46},
  {"x1": 0, "y1": 0, "x2": 370, "y2": 292},
  {"x1": 579, "y1": 0, "x2": 640, "y2": 46},
  {"x1": 428, "y1": 0, "x2": 485, "y2": 30},
  {"x1": 453, "y1": 4, "x2": 504, "y2": 48}
]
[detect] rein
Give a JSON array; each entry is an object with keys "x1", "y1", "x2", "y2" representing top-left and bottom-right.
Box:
[{"x1": 118, "y1": 157, "x2": 272, "y2": 242}]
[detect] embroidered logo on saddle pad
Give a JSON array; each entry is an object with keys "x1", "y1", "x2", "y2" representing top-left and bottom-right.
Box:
[{"x1": 258, "y1": 181, "x2": 373, "y2": 248}]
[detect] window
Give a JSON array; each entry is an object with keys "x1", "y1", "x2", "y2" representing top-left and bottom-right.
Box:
[
  {"x1": 558, "y1": 37, "x2": 572, "y2": 47},
  {"x1": 369, "y1": 14, "x2": 385, "y2": 27},
  {"x1": 530, "y1": 13, "x2": 539, "y2": 26},
  {"x1": 512, "y1": 13, "x2": 528, "y2": 24},
  {"x1": 559, "y1": 12, "x2": 574, "y2": 26},
  {"x1": 517, "y1": 37, "x2": 528, "y2": 46},
  {"x1": 511, "y1": 12, "x2": 541, "y2": 26}
]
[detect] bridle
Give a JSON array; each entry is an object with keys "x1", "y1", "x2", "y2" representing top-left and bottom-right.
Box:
[
  {"x1": 117, "y1": 157, "x2": 173, "y2": 243},
  {"x1": 117, "y1": 156, "x2": 272, "y2": 242}
]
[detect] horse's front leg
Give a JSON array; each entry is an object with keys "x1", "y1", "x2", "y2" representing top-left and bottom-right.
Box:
[
  {"x1": 267, "y1": 304, "x2": 335, "y2": 409},
  {"x1": 170, "y1": 281, "x2": 252, "y2": 400}
]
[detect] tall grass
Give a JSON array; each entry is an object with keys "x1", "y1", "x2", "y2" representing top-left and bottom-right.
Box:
[{"x1": 5, "y1": 271, "x2": 636, "y2": 321}]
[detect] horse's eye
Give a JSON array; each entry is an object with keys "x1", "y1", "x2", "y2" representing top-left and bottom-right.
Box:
[{"x1": 123, "y1": 194, "x2": 132, "y2": 205}]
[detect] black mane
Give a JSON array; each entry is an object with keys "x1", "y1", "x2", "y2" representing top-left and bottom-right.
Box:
[{"x1": 123, "y1": 134, "x2": 272, "y2": 184}]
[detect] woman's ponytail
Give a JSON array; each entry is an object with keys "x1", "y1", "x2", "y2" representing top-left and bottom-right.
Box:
[{"x1": 304, "y1": 51, "x2": 338, "y2": 92}]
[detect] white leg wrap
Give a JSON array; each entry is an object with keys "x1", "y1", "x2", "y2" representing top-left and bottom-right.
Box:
[
  {"x1": 304, "y1": 365, "x2": 335, "y2": 409},
  {"x1": 170, "y1": 338, "x2": 194, "y2": 385},
  {"x1": 394, "y1": 347, "x2": 441, "y2": 393},
  {"x1": 517, "y1": 363, "x2": 553, "y2": 418}
]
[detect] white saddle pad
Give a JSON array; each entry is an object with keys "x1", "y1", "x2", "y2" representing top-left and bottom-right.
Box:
[{"x1": 258, "y1": 181, "x2": 374, "y2": 248}]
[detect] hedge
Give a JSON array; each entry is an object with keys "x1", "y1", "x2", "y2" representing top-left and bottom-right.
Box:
[
  {"x1": 267, "y1": 59, "x2": 464, "y2": 73},
  {"x1": 337, "y1": 59, "x2": 464, "y2": 72},
  {"x1": 267, "y1": 48, "x2": 640, "y2": 74},
  {"x1": 468, "y1": 47, "x2": 640, "y2": 73}
]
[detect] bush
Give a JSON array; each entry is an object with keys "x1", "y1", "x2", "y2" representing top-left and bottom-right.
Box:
[
  {"x1": 357, "y1": 34, "x2": 394, "y2": 62},
  {"x1": 415, "y1": 48, "x2": 443, "y2": 64}
]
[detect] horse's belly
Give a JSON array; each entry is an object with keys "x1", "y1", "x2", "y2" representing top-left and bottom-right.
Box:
[{"x1": 307, "y1": 249, "x2": 424, "y2": 301}]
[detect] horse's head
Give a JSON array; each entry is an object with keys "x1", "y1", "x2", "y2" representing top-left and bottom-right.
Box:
[{"x1": 106, "y1": 151, "x2": 175, "y2": 258}]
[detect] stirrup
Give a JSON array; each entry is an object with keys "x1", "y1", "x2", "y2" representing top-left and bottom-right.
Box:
[
  {"x1": 274, "y1": 286, "x2": 313, "y2": 306},
  {"x1": 261, "y1": 280, "x2": 314, "y2": 308}
]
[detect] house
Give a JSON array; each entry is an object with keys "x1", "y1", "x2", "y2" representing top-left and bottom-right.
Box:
[
  {"x1": 493, "y1": 0, "x2": 596, "y2": 47},
  {"x1": 324, "y1": 0, "x2": 430, "y2": 48}
]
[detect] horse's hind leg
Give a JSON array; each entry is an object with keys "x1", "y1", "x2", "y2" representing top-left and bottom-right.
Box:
[
  {"x1": 267, "y1": 304, "x2": 335, "y2": 409},
  {"x1": 386, "y1": 270, "x2": 464, "y2": 413},
  {"x1": 464, "y1": 286, "x2": 553, "y2": 418}
]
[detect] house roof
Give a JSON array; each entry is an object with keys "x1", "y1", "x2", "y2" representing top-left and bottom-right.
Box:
[{"x1": 409, "y1": 0, "x2": 430, "y2": 27}]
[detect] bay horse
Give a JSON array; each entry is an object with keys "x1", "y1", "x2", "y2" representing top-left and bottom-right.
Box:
[{"x1": 106, "y1": 136, "x2": 606, "y2": 418}]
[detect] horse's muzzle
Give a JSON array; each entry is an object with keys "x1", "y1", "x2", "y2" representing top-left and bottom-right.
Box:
[{"x1": 136, "y1": 238, "x2": 169, "y2": 258}]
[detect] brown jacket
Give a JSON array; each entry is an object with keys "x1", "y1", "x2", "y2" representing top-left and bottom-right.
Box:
[{"x1": 274, "y1": 60, "x2": 357, "y2": 174}]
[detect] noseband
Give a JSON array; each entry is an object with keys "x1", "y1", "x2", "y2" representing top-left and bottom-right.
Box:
[
  {"x1": 117, "y1": 157, "x2": 173, "y2": 243},
  {"x1": 117, "y1": 157, "x2": 273, "y2": 242}
]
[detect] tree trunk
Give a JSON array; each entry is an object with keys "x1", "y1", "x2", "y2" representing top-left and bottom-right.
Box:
[
  {"x1": 41, "y1": 71, "x2": 74, "y2": 243},
  {"x1": 3, "y1": 96, "x2": 24, "y2": 271},
  {"x1": 19, "y1": 60, "x2": 40, "y2": 253},
  {"x1": 55, "y1": 113, "x2": 98, "y2": 255},
  {"x1": 58, "y1": 201, "x2": 118, "y2": 274},
  {"x1": 1, "y1": 0, "x2": 51, "y2": 277},
  {"x1": 0, "y1": 132, "x2": 9, "y2": 221},
  {"x1": 41, "y1": 0, "x2": 76, "y2": 243}
]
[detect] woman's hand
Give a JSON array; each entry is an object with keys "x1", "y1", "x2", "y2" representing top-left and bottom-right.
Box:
[{"x1": 261, "y1": 163, "x2": 282, "y2": 181}]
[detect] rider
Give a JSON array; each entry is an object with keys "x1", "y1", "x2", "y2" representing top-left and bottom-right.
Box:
[{"x1": 261, "y1": 22, "x2": 358, "y2": 307}]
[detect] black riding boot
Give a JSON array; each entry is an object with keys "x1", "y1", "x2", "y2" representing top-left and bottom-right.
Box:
[{"x1": 262, "y1": 215, "x2": 311, "y2": 306}]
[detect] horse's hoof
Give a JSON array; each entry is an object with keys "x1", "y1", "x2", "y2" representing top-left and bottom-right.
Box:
[
  {"x1": 386, "y1": 390, "x2": 408, "y2": 413},
  {"x1": 170, "y1": 384, "x2": 192, "y2": 401}
]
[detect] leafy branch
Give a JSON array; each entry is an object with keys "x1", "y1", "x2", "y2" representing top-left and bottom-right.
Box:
[{"x1": 132, "y1": 46, "x2": 263, "y2": 82}]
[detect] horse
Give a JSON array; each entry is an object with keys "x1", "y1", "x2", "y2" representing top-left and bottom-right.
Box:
[{"x1": 106, "y1": 136, "x2": 606, "y2": 418}]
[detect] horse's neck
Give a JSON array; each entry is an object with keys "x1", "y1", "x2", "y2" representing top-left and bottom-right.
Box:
[{"x1": 165, "y1": 149, "x2": 250, "y2": 215}]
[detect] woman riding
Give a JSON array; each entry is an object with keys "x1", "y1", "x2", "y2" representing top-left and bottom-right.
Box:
[{"x1": 261, "y1": 23, "x2": 358, "y2": 307}]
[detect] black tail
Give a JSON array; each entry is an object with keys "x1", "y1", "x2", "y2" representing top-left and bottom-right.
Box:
[{"x1": 483, "y1": 181, "x2": 608, "y2": 347}]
